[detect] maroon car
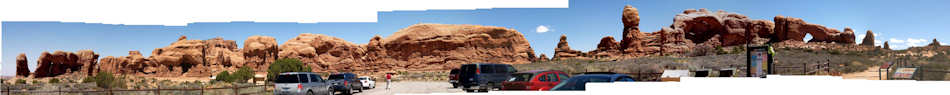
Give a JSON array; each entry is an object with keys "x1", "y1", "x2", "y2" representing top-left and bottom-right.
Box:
[
  {"x1": 501, "y1": 70, "x2": 569, "y2": 91},
  {"x1": 449, "y1": 68, "x2": 460, "y2": 88}
]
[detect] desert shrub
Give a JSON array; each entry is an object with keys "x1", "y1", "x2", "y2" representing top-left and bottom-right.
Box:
[
  {"x1": 715, "y1": 46, "x2": 728, "y2": 54},
  {"x1": 48, "y1": 78, "x2": 60, "y2": 83},
  {"x1": 32, "y1": 80, "x2": 40, "y2": 84},
  {"x1": 215, "y1": 71, "x2": 232, "y2": 82},
  {"x1": 16, "y1": 79, "x2": 27, "y2": 84},
  {"x1": 85, "y1": 72, "x2": 120, "y2": 88},
  {"x1": 689, "y1": 44, "x2": 716, "y2": 56},
  {"x1": 232, "y1": 67, "x2": 255, "y2": 83},
  {"x1": 267, "y1": 58, "x2": 312, "y2": 80}
]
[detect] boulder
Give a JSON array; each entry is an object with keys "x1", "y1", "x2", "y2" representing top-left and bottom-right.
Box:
[
  {"x1": 16, "y1": 53, "x2": 30, "y2": 77},
  {"x1": 243, "y1": 36, "x2": 278, "y2": 70},
  {"x1": 860, "y1": 30, "x2": 875, "y2": 46}
]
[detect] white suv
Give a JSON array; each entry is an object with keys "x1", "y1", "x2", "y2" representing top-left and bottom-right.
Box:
[{"x1": 358, "y1": 76, "x2": 376, "y2": 89}]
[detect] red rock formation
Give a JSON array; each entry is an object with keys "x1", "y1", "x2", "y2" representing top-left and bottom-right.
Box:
[
  {"x1": 860, "y1": 30, "x2": 875, "y2": 46},
  {"x1": 377, "y1": 24, "x2": 536, "y2": 71},
  {"x1": 537, "y1": 54, "x2": 549, "y2": 61},
  {"x1": 774, "y1": 15, "x2": 854, "y2": 44},
  {"x1": 16, "y1": 53, "x2": 30, "y2": 77},
  {"x1": 143, "y1": 36, "x2": 246, "y2": 76},
  {"x1": 620, "y1": 5, "x2": 646, "y2": 54},
  {"x1": 98, "y1": 51, "x2": 152, "y2": 75},
  {"x1": 32, "y1": 50, "x2": 98, "y2": 78},
  {"x1": 929, "y1": 39, "x2": 941, "y2": 46},
  {"x1": 590, "y1": 36, "x2": 622, "y2": 58},
  {"x1": 243, "y1": 36, "x2": 278, "y2": 70},
  {"x1": 553, "y1": 34, "x2": 584, "y2": 60},
  {"x1": 278, "y1": 33, "x2": 365, "y2": 72},
  {"x1": 672, "y1": 8, "x2": 774, "y2": 46},
  {"x1": 883, "y1": 41, "x2": 891, "y2": 50}
]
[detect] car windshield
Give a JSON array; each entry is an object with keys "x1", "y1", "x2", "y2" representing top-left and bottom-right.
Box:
[
  {"x1": 508, "y1": 73, "x2": 534, "y2": 82},
  {"x1": 551, "y1": 76, "x2": 611, "y2": 90},
  {"x1": 359, "y1": 77, "x2": 369, "y2": 80},
  {"x1": 275, "y1": 74, "x2": 300, "y2": 83},
  {"x1": 329, "y1": 74, "x2": 345, "y2": 80}
]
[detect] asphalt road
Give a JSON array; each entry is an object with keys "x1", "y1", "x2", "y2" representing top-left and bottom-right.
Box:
[{"x1": 352, "y1": 81, "x2": 465, "y2": 95}]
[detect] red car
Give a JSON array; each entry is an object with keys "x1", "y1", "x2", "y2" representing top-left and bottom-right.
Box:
[{"x1": 501, "y1": 70, "x2": 570, "y2": 91}]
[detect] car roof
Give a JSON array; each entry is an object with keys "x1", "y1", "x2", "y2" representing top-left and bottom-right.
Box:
[
  {"x1": 279, "y1": 72, "x2": 316, "y2": 75},
  {"x1": 574, "y1": 74, "x2": 630, "y2": 78},
  {"x1": 516, "y1": 70, "x2": 561, "y2": 74}
]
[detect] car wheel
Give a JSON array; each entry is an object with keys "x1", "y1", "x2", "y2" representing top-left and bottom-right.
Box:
[
  {"x1": 308, "y1": 90, "x2": 315, "y2": 95},
  {"x1": 358, "y1": 86, "x2": 364, "y2": 93},
  {"x1": 345, "y1": 87, "x2": 353, "y2": 95},
  {"x1": 465, "y1": 89, "x2": 475, "y2": 92},
  {"x1": 452, "y1": 84, "x2": 458, "y2": 88},
  {"x1": 326, "y1": 87, "x2": 334, "y2": 95}
]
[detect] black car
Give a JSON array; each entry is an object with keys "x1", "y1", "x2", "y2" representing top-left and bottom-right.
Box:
[
  {"x1": 550, "y1": 73, "x2": 635, "y2": 91},
  {"x1": 458, "y1": 63, "x2": 517, "y2": 92},
  {"x1": 328, "y1": 73, "x2": 363, "y2": 95}
]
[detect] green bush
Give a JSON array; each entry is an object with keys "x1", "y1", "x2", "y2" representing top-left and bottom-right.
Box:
[
  {"x1": 85, "y1": 72, "x2": 119, "y2": 88},
  {"x1": 232, "y1": 67, "x2": 255, "y2": 83},
  {"x1": 215, "y1": 71, "x2": 232, "y2": 82},
  {"x1": 48, "y1": 78, "x2": 60, "y2": 84},
  {"x1": 32, "y1": 80, "x2": 40, "y2": 84},
  {"x1": 16, "y1": 79, "x2": 27, "y2": 84},
  {"x1": 267, "y1": 58, "x2": 312, "y2": 80}
]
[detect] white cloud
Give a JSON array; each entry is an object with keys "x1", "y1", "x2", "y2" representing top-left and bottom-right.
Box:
[
  {"x1": 0, "y1": 0, "x2": 569, "y2": 26},
  {"x1": 906, "y1": 38, "x2": 926, "y2": 47},
  {"x1": 874, "y1": 40, "x2": 883, "y2": 46},
  {"x1": 889, "y1": 38, "x2": 905, "y2": 43},
  {"x1": 536, "y1": 25, "x2": 551, "y2": 33}
]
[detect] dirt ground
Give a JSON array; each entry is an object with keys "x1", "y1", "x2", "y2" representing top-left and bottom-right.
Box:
[{"x1": 841, "y1": 67, "x2": 885, "y2": 80}]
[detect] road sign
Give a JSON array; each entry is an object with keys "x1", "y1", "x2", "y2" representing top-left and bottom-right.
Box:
[{"x1": 893, "y1": 68, "x2": 916, "y2": 79}]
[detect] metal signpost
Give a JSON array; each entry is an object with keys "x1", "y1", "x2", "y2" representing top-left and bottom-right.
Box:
[{"x1": 746, "y1": 45, "x2": 773, "y2": 78}]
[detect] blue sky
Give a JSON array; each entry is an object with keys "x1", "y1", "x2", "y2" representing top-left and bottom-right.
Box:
[{"x1": 3, "y1": 0, "x2": 949, "y2": 76}]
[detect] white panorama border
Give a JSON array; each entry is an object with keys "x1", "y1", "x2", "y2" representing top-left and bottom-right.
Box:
[
  {"x1": 402, "y1": 75, "x2": 950, "y2": 95},
  {"x1": 0, "y1": 0, "x2": 568, "y2": 26}
]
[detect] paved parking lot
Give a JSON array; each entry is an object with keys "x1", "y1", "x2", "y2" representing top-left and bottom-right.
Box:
[{"x1": 354, "y1": 81, "x2": 465, "y2": 95}]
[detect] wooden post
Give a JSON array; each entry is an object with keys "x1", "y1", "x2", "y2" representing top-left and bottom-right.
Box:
[
  {"x1": 802, "y1": 63, "x2": 807, "y2": 75},
  {"x1": 233, "y1": 86, "x2": 239, "y2": 95}
]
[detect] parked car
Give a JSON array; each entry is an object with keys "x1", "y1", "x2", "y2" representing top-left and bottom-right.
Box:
[
  {"x1": 358, "y1": 76, "x2": 376, "y2": 89},
  {"x1": 449, "y1": 68, "x2": 460, "y2": 88},
  {"x1": 328, "y1": 73, "x2": 363, "y2": 95},
  {"x1": 501, "y1": 70, "x2": 569, "y2": 91},
  {"x1": 458, "y1": 63, "x2": 518, "y2": 92},
  {"x1": 274, "y1": 72, "x2": 332, "y2": 95},
  {"x1": 550, "y1": 73, "x2": 635, "y2": 91}
]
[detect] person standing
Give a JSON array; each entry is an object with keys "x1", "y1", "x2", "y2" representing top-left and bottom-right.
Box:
[{"x1": 386, "y1": 73, "x2": 392, "y2": 89}]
